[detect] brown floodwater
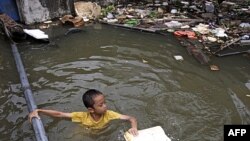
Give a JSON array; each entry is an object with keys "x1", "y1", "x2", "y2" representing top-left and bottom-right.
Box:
[{"x1": 0, "y1": 24, "x2": 249, "y2": 141}]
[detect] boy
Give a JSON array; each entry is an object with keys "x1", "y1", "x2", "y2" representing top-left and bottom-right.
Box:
[{"x1": 29, "y1": 89, "x2": 138, "y2": 136}]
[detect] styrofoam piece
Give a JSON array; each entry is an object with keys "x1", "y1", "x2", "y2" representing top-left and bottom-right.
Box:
[
  {"x1": 124, "y1": 126, "x2": 171, "y2": 141},
  {"x1": 23, "y1": 29, "x2": 48, "y2": 39},
  {"x1": 174, "y1": 55, "x2": 184, "y2": 61}
]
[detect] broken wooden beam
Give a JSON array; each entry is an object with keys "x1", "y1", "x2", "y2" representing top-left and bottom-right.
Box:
[{"x1": 215, "y1": 37, "x2": 241, "y2": 53}]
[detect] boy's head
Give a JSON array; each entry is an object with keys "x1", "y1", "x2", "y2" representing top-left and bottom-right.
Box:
[{"x1": 82, "y1": 89, "x2": 107, "y2": 114}]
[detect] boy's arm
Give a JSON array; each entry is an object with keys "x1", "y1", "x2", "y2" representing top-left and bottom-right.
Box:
[
  {"x1": 29, "y1": 109, "x2": 72, "y2": 122},
  {"x1": 120, "y1": 114, "x2": 138, "y2": 136}
]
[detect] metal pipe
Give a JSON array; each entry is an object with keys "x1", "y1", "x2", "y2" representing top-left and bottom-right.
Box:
[
  {"x1": 0, "y1": 20, "x2": 48, "y2": 141},
  {"x1": 11, "y1": 43, "x2": 48, "y2": 141}
]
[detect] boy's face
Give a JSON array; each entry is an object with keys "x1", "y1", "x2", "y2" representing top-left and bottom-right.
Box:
[{"x1": 91, "y1": 94, "x2": 107, "y2": 115}]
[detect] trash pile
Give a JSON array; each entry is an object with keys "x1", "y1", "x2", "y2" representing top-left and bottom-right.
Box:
[
  {"x1": 94, "y1": 0, "x2": 250, "y2": 59},
  {"x1": 28, "y1": 0, "x2": 249, "y2": 69},
  {"x1": 1, "y1": 0, "x2": 249, "y2": 65}
]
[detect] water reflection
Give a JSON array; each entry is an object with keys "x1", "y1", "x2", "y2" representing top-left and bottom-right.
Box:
[{"x1": 0, "y1": 24, "x2": 249, "y2": 141}]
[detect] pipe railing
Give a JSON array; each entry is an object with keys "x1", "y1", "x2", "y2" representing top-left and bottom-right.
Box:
[{"x1": 1, "y1": 20, "x2": 48, "y2": 141}]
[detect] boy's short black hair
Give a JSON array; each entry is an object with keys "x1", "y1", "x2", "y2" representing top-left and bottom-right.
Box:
[{"x1": 82, "y1": 89, "x2": 103, "y2": 108}]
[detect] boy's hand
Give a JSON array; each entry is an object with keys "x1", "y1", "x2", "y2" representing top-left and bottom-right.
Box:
[
  {"x1": 128, "y1": 127, "x2": 138, "y2": 136},
  {"x1": 120, "y1": 114, "x2": 138, "y2": 136},
  {"x1": 28, "y1": 109, "x2": 40, "y2": 123}
]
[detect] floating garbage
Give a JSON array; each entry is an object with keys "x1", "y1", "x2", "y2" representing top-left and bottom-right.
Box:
[
  {"x1": 180, "y1": 25, "x2": 190, "y2": 29},
  {"x1": 181, "y1": 1, "x2": 189, "y2": 5},
  {"x1": 212, "y1": 28, "x2": 228, "y2": 38},
  {"x1": 23, "y1": 29, "x2": 48, "y2": 39},
  {"x1": 142, "y1": 59, "x2": 148, "y2": 63},
  {"x1": 239, "y1": 23, "x2": 250, "y2": 28},
  {"x1": 124, "y1": 19, "x2": 139, "y2": 27},
  {"x1": 170, "y1": 9, "x2": 178, "y2": 14},
  {"x1": 126, "y1": 15, "x2": 134, "y2": 19},
  {"x1": 192, "y1": 23, "x2": 210, "y2": 35},
  {"x1": 174, "y1": 55, "x2": 184, "y2": 61},
  {"x1": 162, "y1": 2, "x2": 168, "y2": 6},
  {"x1": 167, "y1": 29, "x2": 175, "y2": 32},
  {"x1": 207, "y1": 36, "x2": 217, "y2": 42},
  {"x1": 174, "y1": 30, "x2": 197, "y2": 39},
  {"x1": 164, "y1": 21, "x2": 182, "y2": 28},
  {"x1": 202, "y1": 36, "x2": 217, "y2": 42},
  {"x1": 107, "y1": 19, "x2": 118, "y2": 23},
  {"x1": 240, "y1": 40, "x2": 250, "y2": 45},
  {"x1": 205, "y1": 1, "x2": 215, "y2": 13},
  {"x1": 39, "y1": 24, "x2": 50, "y2": 29},
  {"x1": 107, "y1": 13, "x2": 114, "y2": 19},
  {"x1": 241, "y1": 35, "x2": 250, "y2": 40},
  {"x1": 210, "y1": 65, "x2": 220, "y2": 71},
  {"x1": 97, "y1": 1, "x2": 249, "y2": 58},
  {"x1": 44, "y1": 20, "x2": 52, "y2": 24}
]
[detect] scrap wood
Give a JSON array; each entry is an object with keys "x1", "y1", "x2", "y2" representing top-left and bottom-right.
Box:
[
  {"x1": 160, "y1": 18, "x2": 204, "y2": 23},
  {"x1": 215, "y1": 37, "x2": 241, "y2": 53},
  {"x1": 153, "y1": 18, "x2": 203, "y2": 27},
  {"x1": 100, "y1": 21, "x2": 157, "y2": 33},
  {"x1": 240, "y1": 40, "x2": 250, "y2": 46}
]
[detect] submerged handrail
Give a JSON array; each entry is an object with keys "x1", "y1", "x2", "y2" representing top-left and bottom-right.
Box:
[{"x1": 1, "y1": 20, "x2": 48, "y2": 141}]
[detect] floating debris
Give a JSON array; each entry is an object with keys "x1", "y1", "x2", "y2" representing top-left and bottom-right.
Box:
[
  {"x1": 210, "y1": 65, "x2": 220, "y2": 71},
  {"x1": 174, "y1": 30, "x2": 197, "y2": 39},
  {"x1": 44, "y1": 20, "x2": 52, "y2": 24},
  {"x1": 174, "y1": 55, "x2": 184, "y2": 61},
  {"x1": 142, "y1": 59, "x2": 148, "y2": 63},
  {"x1": 23, "y1": 29, "x2": 48, "y2": 39},
  {"x1": 39, "y1": 24, "x2": 50, "y2": 29}
]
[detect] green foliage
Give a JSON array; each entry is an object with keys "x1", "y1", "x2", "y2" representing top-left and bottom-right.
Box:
[
  {"x1": 124, "y1": 19, "x2": 139, "y2": 27},
  {"x1": 101, "y1": 5, "x2": 115, "y2": 17},
  {"x1": 149, "y1": 11, "x2": 157, "y2": 18}
]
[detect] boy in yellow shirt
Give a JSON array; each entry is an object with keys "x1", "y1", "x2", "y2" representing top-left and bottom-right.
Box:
[{"x1": 29, "y1": 89, "x2": 138, "y2": 136}]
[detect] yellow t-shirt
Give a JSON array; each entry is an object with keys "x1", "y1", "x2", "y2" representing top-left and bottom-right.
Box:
[{"x1": 71, "y1": 110, "x2": 121, "y2": 129}]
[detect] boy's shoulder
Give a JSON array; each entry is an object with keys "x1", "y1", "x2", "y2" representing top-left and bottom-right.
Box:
[
  {"x1": 106, "y1": 110, "x2": 119, "y2": 114},
  {"x1": 71, "y1": 111, "x2": 88, "y2": 117},
  {"x1": 105, "y1": 110, "x2": 121, "y2": 119}
]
